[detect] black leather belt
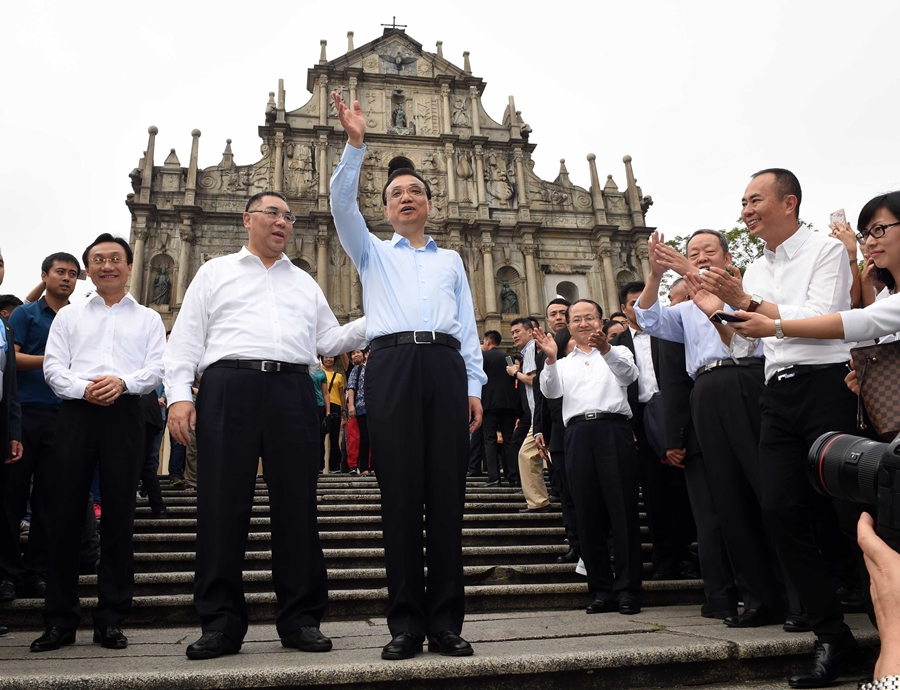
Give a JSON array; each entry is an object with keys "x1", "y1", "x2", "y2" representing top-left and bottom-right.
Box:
[
  {"x1": 567, "y1": 412, "x2": 628, "y2": 425},
  {"x1": 369, "y1": 331, "x2": 461, "y2": 351},
  {"x1": 768, "y1": 361, "x2": 849, "y2": 386},
  {"x1": 695, "y1": 357, "x2": 764, "y2": 379},
  {"x1": 207, "y1": 359, "x2": 311, "y2": 374}
]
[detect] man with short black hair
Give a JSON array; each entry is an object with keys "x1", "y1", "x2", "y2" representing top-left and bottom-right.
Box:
[
  {"x1": 0, "y1": 296, "x2": 23, "y2": 320},
  {"x1": 509, "y1": 317, "x2": 547, "y2": 513},
  {"x1": 33, "y1": 235, "x2": 165, "y2": 653},
  {"x1": 480, "y1": 330, "x2": 518, "y2": 487}
]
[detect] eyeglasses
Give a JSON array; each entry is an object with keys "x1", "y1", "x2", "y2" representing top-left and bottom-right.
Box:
[
  {"x1": 856, "y1": 221, "x2": 900, "y2": 242},
  {"x1": 570, "y1": 315, "x2": 599, "y2": 324},
  {"x1": 386, "y1": 184, "x2": 427, "y2": 200},
  {"x1": 248, "y1": 207, "x2": 297, "y2": 224},
  {"x1": 89, "y1": 256, "x2": 124, "y2": 265}
]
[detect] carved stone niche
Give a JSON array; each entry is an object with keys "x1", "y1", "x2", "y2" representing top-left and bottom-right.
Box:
[
  {"x1": 292, "y1": 257, "x2": 315, "y2": 277},
  {"x1": 496, "y1": 265, "x2": 524, "y2": 316},
  {"x1": 147, "y1": 253, "x2": 176, "y2": 311}
]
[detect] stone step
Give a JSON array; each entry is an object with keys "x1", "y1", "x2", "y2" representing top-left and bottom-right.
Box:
[
  {"x1": 0, "y1": 581, "x2": 706, "y2": 627},
  {"x1": 0, "y1": 608, "x2": 877, "y2": 690}
]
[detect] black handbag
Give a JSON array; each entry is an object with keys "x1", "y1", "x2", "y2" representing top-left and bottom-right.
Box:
[{"x1": 321, "y1": 372, "x2": 338, "y2": 434}]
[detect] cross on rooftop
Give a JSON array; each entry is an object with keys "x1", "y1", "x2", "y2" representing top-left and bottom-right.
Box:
[{"x1": 381, "y1": 16, "x2": 407, "y2": 30}]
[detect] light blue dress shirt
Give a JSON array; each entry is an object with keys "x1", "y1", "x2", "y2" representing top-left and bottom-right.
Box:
[
  {"x1": 330, "y1": 143, "x2": 487, "y2": 398},
  {"x1": 633, "y1": 298, "x2": 763, "y2": 380}
]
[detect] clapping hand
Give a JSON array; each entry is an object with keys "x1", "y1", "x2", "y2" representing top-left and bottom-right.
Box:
[
  {"x1": 587, "y1": 328, "x2": 610, "y2": 354},
  {"x1": 695, "y1": 265, "x2": 746, "y2": 308},
  {"x1": 332, "y1": 91, "x2": 365, "y2": 148},
  {"x1": 651, "y1": 234, "x2": 694, "y2": 277},
  {"x1": 683, "y1": 273, "x2": 725, "y2": 317},
  {"x1": 533, "y1": 327, "x2": 558, "y2": 362}
]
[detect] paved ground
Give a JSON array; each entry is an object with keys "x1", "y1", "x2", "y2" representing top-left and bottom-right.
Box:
[{"x1": 0, "y1": 606, "x2": 879, "y2": 689}]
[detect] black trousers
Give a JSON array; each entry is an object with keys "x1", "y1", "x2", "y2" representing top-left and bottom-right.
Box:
[
  {"x1": 45, "y1": 397, "x2": 144, "y2": 629},
  {"x1": 194, "y1": 367, "x2": 326, "y2": 643},
  {"x1": 468, "y1": 425, "x2": 484, "y2": 475},
  {"x1": 550, "y1": 448, "x2": 580, "y2": 551},
  {"x1": 2, "y1": 407, "x2": 56, "y2": 585},
  {"x1": 759, "y1": 365, "x2": 856, "y2": 643},
  {"x1": 139, "y1": 425, "x2": 165, "y2": 513},
  {"x1": 366, "y1": 344, "x2": 469, "y2": 638},
  {"x1": 323, "y1": 406, "x2": 342, "y2": 472},
  {"x1": 316, "y1": 406, "x2": 326, "y2": 470},
  {"x1": 357, "y1": 414, "x2": 371, "y2": 473},
  {"x1": 680, "y1": 431, "x2": 739, "y2": 611},
  {"x1": 565, "y1": 418, "x2": 643, "y2": 600},
  {"x1": 692, "y1": 366, "x2": 784, "y2": 612},
  {"x1": 481, "y1": 409, "x2": 517, "y2": 483}
]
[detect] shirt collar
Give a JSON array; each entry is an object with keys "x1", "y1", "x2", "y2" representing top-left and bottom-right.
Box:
[
  {"x1": 630, "y1": 326, "x2": 645, "y2": 338},
  {"x1": 88, "y1": 291, "x2": 139, "y2": 308},
  {"x1": 237, "y1": 246, "x2": 290, "y2": 265},
  {"x1": 520, "y1": 339, "x2": 535, "y2": 356},
  {"x1": 764, "y1": 224, "x2": 809, "y2": 261},
  {"x1": 390, "y1": 233, "x2": 437, "y2": 251}
]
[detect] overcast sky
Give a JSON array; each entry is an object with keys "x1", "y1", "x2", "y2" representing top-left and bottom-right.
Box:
[{"x1": 1, "y1": 0, "x2": 897, "y2": 301}]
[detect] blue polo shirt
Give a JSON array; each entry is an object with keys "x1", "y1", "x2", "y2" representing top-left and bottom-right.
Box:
[{"x1": 8, "y1": 298, "x2": 62, "y2": 409}]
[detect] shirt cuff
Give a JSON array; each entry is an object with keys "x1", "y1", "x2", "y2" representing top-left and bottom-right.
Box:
[
  {"x1": 342, "y1": 142, "x2": 366, "y2": 159},
  {"x1": 166, "y1": 385, "x2": 195, "y2": 406},
  {"x1": 467, "y1": 380, "x2": 482, "y2": 398},
  {"x1": 72, "y1": 379, "x2": 89, "y2": 400}
]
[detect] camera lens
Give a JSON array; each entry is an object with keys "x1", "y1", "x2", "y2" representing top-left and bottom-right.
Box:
[{"x1": 807, "y1": 432, "x2": 883, "y2": 505}]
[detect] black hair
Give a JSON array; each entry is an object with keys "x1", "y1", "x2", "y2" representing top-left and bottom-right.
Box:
[
  {"x1": 751, "y1": 168, "x2": 802, "y2": 219},
  {"x1": 483, "y1": 330, "x2": 502, "y2": 346},
  {"x1": 619, "y1": 282, "x2": 645, "y2": 308},
  {"x1": 571, "y1": 298, "x2": 604, "y2": 320},
  {"x1": 858, "y1": 191, "x2": 900, "y2": 292},
  {"x1": 41, "y1": 252, "x2": 81, "y2": 275},
  {"x1": 381, "y1": 158, "x2": 432, "y2": 205},
  {"x1": 602, "y1": 319, "x2": 625, "y2": 336},
  {"x1": 0, "y1": 294, "x2": 23, "y2": 313},
  {"x1": 686, "y1": 229, "x2": 729, "y2": 256},
  {"x1": 609, "y1": 311, "x2": 628, "y2": 322},
  {"x1": 509, "y1": 317, "x2": 534, "y2": 331},
  {"x1": 545, "y1": 297, "x2": 570, "y2": 314},
  {"x1": 553, "y1": 326, "x2": 571, "y2": 354},
  {"x1": 245, "y1": 190, "x2": 288, "y2": 212},
  {"x1": 83, "y1": 233, "x2": 133, "y2": 265}
]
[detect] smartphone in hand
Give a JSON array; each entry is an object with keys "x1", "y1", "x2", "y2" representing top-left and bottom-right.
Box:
[
  {"x1": 505, "y1": 356, "x2": 514, "y2": 366},
  {"x1": 710, "y1": 310, "x2": 746, "y2": 324},
  {"x1": 830, "y1": 209, "x2": 846, "y2": 226}
]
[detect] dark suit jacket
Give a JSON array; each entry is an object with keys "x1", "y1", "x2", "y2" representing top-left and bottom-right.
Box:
[
  {"x1": 1, "y1": 317, "x2": 22, "y2": 447},
  {"x1": 140, "y1": 391, "x2": 165, "y2": 430},
  {"x1": 533, "y1": 327, "x2": 570, "y2": 453},
  {"x1": 480, "y1": 347, "x2": 518, "y2": 411},
  {"x1": 658, "y1": 338, "x2": 696, "y2": 452},
  {"x1": 611, "y1": 326, "x2": 661, "y2": 430}
]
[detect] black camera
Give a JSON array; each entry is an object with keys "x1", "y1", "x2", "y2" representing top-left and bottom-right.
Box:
[{"x1": 808, "y1": 432, "x2": 900, "y2": 551}]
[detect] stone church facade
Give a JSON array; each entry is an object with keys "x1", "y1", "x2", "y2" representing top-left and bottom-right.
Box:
[{"x1": 126, "y1": 28, "x2": 655, "y2": 337}]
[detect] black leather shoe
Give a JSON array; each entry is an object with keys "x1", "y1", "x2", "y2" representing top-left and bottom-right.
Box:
[
  {"x1": 23, "y1": 580, "x2": 46, "y2": 598},
  {"x1": 507, "y1": 479, "x2": 521, "y2": 487},
  {"x1": 281, "y1": 626, "x2": 332, "y2": 652},
  {"x1": 557, "y1": 548, "x2": 580, "y2": 564},
  {"x1": 789, "y1": 638, "x2": 864, "y2": 688},
  {"x1": 723, "y1": 607, "x2": 783, "y2": 628},
  {"x1": 93, "y1": 626, "x2": 128, "y2": 649},
  {"x1": 482, "y1": 479, "x2": 502, "y2": 487},
  {"x1": 618, "y1": 598, "x2": 641, "y2": 615},
  {"x1": 586, "y1": 598, "x2": 617, "y2": 614},
  {"x1": 837, "y1": 586, "x2": 865, "y2": 614},
  {"x1": 652, "y1": 563, "x2": 683, "y2": 581},
  {"x1": 427, "y1": 631, "x2": 473, "y2": 656},
  {"x1": 547, "y1": 492, "x2": 561, "y2": 502},
  {"x1": 30, "y1": 627, "x2": 76, "y2": 652},
  {"x1": 518, "y1": 505, "x2": 551, "y2": 513},
  {"x1": 0, "y1": 623, "x2": 7, "y2": 636},
  {"x1": 185, "y1": 631, "x2": 241, "y2": 660},
  {"x1": 784, "y1": 613, "x2": 812, "y2": 633},
  {"x1": 0, "y1": 579, "x2": 15, "y2": 602},
  {"x1": 151, "y1": 509, "x2": 168, "y2": 518},
  {"x1": 701, "y1": 603, "x2": 738, "y2": 620},
  {"x1": 381, "y1": 632, "x2": 424, "y2": 660}
]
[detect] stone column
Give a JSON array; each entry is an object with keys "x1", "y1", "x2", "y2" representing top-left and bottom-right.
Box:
[
  {"x1": 316, "y1": 234, "x2": 328, "y2": 295},
  {"x1": 599, "y1": 241, "x2": 619, "y2": 316},
  {"x1": 481, "y1": 237, "x2": 497, "y2": 314},
  {"x1": 473, "y1": 145, "x2": 486, "y2": 205},
  {"x1": 469, "y1": 87, "x2": 481, "y2": 136},
  {"x1": 623, "y1": 155, "x2": 645, "y2": 228},
  {"x1": 130, "y1": 225, "x2": 149, "y2": 301},
  {"x1": 184, "y1": 129, "x2": 201, "y2": 206},
  {"x1": 514, "y1": 148, "x2": 529, "y2": 221},
  {"x1": 587, "y1": 153, "x2": 608, "y2": 225},
  {"x1": 318, "y1": 75, "x2": 328, "y2": 126},
  {"x1": 273, "y1": 133, "x2": 284, "y2": 193},
  {"x1": 140, "y1": 126, "x2": 158, "y2": 204},
  {"x1": 349, "y1": 76, "x2": 357, "y2": 106},
  {"x1": 637, "y1": 240, "x2": 651, "y2": 281},
  {"x1": 317, "y1": 134, "x2": 329, "y2": 197},
  {"x1": 441, "y1": 84, "x2": 451, "y2": 135},
  {"x1": 523, "y1": 244, "x2": 540, "y2": 317},
  {"x1": 350, "y1": 269, "x2": 362, "y2": 317},
  {"x1": 176, "y1": 221, "x2": 194, "y2": 304},
  {"x1": 444, "y1": 142, "x2": 457, "y2": 203}
]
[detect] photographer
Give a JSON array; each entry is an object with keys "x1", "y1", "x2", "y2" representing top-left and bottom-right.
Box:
[{"x1": 858, "y1": 513, "x2": 900, "y2": 684}]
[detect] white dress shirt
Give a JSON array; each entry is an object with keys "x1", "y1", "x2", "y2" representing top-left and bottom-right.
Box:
[
  {"x1": 521, "y1": 338, "x2": 537, "y2": 418},
  {"x1": 742, "y1": 225, "x2": 853, "y2": 382},
  {"x1": 841, "y1": 287, "x2": 899, "y2": 344},
  {"x1": 164, "y1": 247, "x2": 367, "y2": 405},
  {"x1": 629, "y1": 327, "x2": 659, "y2": 403},
  {"x1": 634, "y1": 299, "x2": 763, "y2": 379},
  {"x1": 540, "y1": 345, "x2": 638, "y2": 425},
  {"x1": 43, "y1": 292, "x2": 165, "y2": 401}
]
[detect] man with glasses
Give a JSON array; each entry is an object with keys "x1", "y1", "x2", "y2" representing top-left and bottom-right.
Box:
[
  {"x1": 697, "y1": 169, "x2": 864, "y2": 687},
  {"x1": 32, "y1": 234, "x2": 165, "y2": 652},
  {"x1": 331, "y1": 92, "x2": 485, "y2": 660},
  {"x1": 165, "y1": 191, "x2": 366, "y2": 660},
  {"x1": 534, "y1": 299, "x2": 644, "y2": 614}
]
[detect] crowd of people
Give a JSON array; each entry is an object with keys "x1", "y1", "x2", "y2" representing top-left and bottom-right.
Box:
[{"x1": 1, "y1": 91, "x2": 899, "y2": 688}]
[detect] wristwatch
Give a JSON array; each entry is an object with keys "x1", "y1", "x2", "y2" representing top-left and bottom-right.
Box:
[
  {"x1": 746, "y1": 294, "x2": 764, "y2": 312},
  {"x1": 774, "y1": 319, "x2": 785, "y2": 339},
  {"x1": 120, "y1": 378, "x2": 128, "y2": 393}
]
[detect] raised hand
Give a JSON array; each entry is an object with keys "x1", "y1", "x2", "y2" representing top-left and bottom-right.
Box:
[
  {"x1": 587, "y1": 328, "x2": 610, "y2": 354},
  {"x1": 332, "y1": 91, "x2": 366, "y2": 148},
  {"x1": 653, "y1": 240, "x2": 694, "y2": 277},
  {"x1": 533, "y1": 326, "x2": 558, "y2": 362},
  {"x1": 829, "y1": 220, "x2": 858, "y2": 260},
  {"x1": 647, "y1": 231, "x2": 668, "y2": 279},
  {"x1": 697, "y1": 265, "x2": 746, "y2": 309},
  {"x1": 683, "y1": 273, "x2": 724, "y2": 317}
]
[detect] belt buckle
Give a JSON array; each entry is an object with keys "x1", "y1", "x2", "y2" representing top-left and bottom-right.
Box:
[
  {"x1": 584, "y1": 412, "x2": 598, "y2": 420},
  {"x1": 260, "y1": 360, "x2": 281, "y2": 373},
  {"x1": 776, "y1": 365, "x2": 795, "y2": 382},
  {"x1": 413, "y1": 330, "x2": 436, "y2": 345}
]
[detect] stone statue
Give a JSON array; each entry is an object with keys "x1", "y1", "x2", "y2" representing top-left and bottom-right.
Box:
[
  {"x1": 500, "y1": 281, "x2": 519, "y2": 314},
  {"x1": 151, "y1": 265, "x2": 171, "y2": 306},
  {"x1": 451, "y1": 98, "x2": 468, "y2": 126},
  {"x1": 392, "y1": 105, "x2": 407, "y2": 128}
]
